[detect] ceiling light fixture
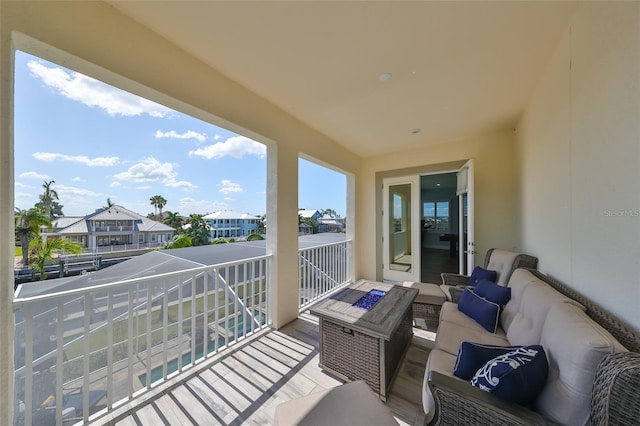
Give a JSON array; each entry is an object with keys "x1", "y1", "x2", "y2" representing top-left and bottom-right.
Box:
[
  {"x1": 411, "y1": 128, "x2": 421, "y2": 134},
  {"x1": 379, "y1": 72, "x2": 392, "y2": 82}
]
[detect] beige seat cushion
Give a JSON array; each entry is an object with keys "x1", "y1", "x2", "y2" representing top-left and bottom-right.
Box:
[
  {"x1": 403, "y1": 281, "x2": 446, "y2": 305},
  {"x1": 274, "y1": 380, "x2": 399, "y2": 426},
  {"x1": 434, "y1": 318, "x2": 509, "y2": 356}
]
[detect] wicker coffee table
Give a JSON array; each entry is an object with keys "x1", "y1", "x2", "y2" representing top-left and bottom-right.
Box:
[{"x1": 310, "y1": 279, "x2": 418, "y2": 401}]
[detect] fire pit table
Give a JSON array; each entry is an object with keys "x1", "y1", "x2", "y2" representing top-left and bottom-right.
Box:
[{"x1": 310, "y1": 279, "x2": 418, "y2": 401}]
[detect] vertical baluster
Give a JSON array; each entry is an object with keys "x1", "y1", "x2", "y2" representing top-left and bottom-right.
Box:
[
  {"x1": 214, "y1": 269, "x2": 219, "y2": 354},
  {"x1": 243, "y1": 262, "x2": 248, "y2": 339},
  {"x1": 83, "y1": 293, "x2": 91, "y2": 423},
  {"x1": 24, "y1": 303, "x2": 33, "y2": 426},
  {"x1": 56, "y1": 299, "x2": 64, "y2": 425},
  {"x1": 146, "y1": 282, "x2": 152, "y2": 389},
  {"x1": 107, "y1": 289, "x2": 114, "y2": 409},
  {"x1": 203, "y1": 270, "x2": 209, "y2": 359},
  {"x1": 224, "y1": 266, "x2": 229, "y2": 348},
  {"x1": 265, "y1": 258, "x2": 270, "y2": 325},
  {"x1": 127, "y1": 287, "x2": 134, "y2": 399},
  {"x1": 250, "y1": 262, "x2": 256, "y2": 333},
  {"x1": 191, "y1": 273, "x2": 196, "y2": 366},
  {"x1": 177, "y1": 274, "x2": 183, "y2": 372},
  {"x1": 162, "y1": 277, "x2": 168, "y2": 381},
  {"x1": 234, "y1": 264, "x2": 239, "y2": 343}
]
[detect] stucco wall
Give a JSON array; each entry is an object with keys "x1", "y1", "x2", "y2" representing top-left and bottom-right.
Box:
[
  {"x1": 515, "y1": 2, "x2": 640, "y2": 328},
  {"x1": 357, "y1": 129, "x2": 519, "y2": 281}
]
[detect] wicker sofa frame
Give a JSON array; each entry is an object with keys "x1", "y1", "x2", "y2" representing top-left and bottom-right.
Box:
[
  {"x1": 442, "y1": 249, "x2": 539, "y2": 303},
  {"x1": 427, "y1": 268, "x2": 640, "y2": 425}
]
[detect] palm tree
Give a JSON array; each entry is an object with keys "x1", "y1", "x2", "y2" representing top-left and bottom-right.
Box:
[
  {"x1": 30, "y1": 237, "x2": 82, "y2": 280},
  {"x1": 163, "y1": 211, "x2": 184, "y2": 231},
  {"x1": 41, "y1": 180, "x2": 59, "y2": 220},
  {"x1": 15, "y1": 207, "x2": 51, "y2": 267},
  {"x1": 150, "y1": 195, "x2": 168, "y2": 217},
  {"x1": 105, "y1": 197, "x2": 115, "y2": 208}
]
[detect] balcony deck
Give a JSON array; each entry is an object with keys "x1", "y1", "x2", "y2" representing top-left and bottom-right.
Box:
[{"x1": 98, "y1": 311, "x2": 433, "y2": 426}]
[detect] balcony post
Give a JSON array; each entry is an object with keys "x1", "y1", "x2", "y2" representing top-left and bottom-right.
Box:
[
  {"x1": 0, "y1": 22, "x2": 15, "y2": 424},
  {"x1": 266, "y1": 144, "x2": 300, "y2": 328}
]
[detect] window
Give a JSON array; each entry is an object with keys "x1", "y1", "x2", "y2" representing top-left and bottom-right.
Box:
[{"x1": 423, "y1": 201, "x2": 450, "y2": 231}]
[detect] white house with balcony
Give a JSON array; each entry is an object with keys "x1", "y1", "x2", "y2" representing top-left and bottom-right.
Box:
[
  {"x1": 42, "y1": 205, "x2": 175, "y2": 250},
  {"x1": 202, "y1": 210, "x2": 261, "y2": 240}
]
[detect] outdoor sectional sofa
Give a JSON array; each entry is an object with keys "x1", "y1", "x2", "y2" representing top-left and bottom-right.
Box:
[{"x1": 423, "y1": 268, "x2": 640, "y2": 425}]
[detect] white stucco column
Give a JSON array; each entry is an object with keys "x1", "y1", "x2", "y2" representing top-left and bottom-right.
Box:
[
  {"x1": 0, "y1": 18, "x2": 16, "y2": 424},
  {"x1": 266, "y1": 143, "x2": 300, "y2": 329}
]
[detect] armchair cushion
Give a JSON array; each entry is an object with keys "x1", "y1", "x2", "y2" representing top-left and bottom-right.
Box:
[
  {"x1": 458, "y1": 289, "x2": 501, "y2": 333},
  {"x1": 471, "y1": 345, "x2": 548, "y2": 405},
  {"x1": 467, "y1": 266, "x2": 497, "y2": 286}
]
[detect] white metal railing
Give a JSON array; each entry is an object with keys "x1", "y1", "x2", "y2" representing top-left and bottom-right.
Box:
[
  {"x1": 12, "y1": 255, "x2": 271, "y2": 426},
  {"x1": 298, "y1": 240, "x2": 352, "y2": 309}
]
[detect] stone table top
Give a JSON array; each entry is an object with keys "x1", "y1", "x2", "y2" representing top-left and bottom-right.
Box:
[{"x1": 310, "y1": 279, "x2": 418, "y2": 340}]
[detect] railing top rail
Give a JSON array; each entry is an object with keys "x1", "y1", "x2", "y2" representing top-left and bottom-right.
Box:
[
  {"x1": 13, "y1": 254, "x2": 271, "y2": 306},
  {"x1": 297, "y1": 239, "x2": 352, "y2": 253}
]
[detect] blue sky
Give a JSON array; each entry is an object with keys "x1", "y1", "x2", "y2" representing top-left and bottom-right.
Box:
[{"x1": 14, "y1": 51, "x2": 346, "y2": 218}]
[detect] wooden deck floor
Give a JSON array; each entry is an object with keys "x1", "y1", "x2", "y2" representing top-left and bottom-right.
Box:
[{"x1": 98, "y1": 311, "x2": 433, "y2": 426}]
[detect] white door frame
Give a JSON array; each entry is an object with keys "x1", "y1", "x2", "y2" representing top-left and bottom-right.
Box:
[
  {"x1": 382, "y1": 175, "x2": 420, "y2": 283},
  {"x1": 457, "y1": 160, "x2": 475, "y2": 274}
]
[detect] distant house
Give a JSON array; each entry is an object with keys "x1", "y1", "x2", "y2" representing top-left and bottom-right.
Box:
[
  {"x1": 203, "y1": 210, "x2": 261, "y2": 240},
  {"x1": 298, "y1": 209, "x2": 322, "y2": 224},
  {"x1": 42, "y1": 205, "x2": 175, "y2": 250},
  {"x1": 298, "y1": 222, "x2": 313, "y2": 235},
  {"x1": 318, "y1": 214, "x2": 345, "y2": 233}
]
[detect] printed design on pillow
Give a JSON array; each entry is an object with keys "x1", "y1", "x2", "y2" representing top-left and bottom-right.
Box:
[
  {"x1": 471, "y1": 346, "x2": 539, "y2": 390},
  {"x1": 453, "y1": 342, "x2": 522, "y2": 380},
  {"x1": 470, "y1": 345, "x2": 549, "y2": 405}
]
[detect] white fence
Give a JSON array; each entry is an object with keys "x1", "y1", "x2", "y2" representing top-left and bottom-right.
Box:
[
  {"x1": 298, "y1": 240, "x2": 352, "y2": 309},
  {"x1": 13, "y1": 255, "x2": 270, "y2": 425}
]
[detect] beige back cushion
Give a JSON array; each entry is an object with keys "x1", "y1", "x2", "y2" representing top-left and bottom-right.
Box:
[
  {"x1": 534, "y1": 303, "x2": 627, "y2": 425},
  {"x1": 504, "y1": 280, "x2": 583, "y2": 346},
  {"x1": 486, "y1": 249, "x2": 520, "y2": 286}
]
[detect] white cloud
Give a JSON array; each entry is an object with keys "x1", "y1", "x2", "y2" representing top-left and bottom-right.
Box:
[
  {"x1": 15, "y1": 192, "x2": 32, "y2": 199},
  {"x1": 72, "y1": 176, "x2": 86, "y2": 182},
  {"x1": 113, "y1": 157, "x2": 196, "y2": 190},
  {"x1": 109, "y1": 181, "x2": 121, "y2": 188},
  {"x1": 188, "y1": 136, "x2": 265, "y2": 159},
  {"x1": 114, "y1": 157, "x2": 176, "y2": 183},
  {"x1": 166, "y1": 180, "x2": 197, "y2": 190},
  {"x1": 14, "y1": 182, "x2": 35, "y2": 189},
  {"x1": 214, "y1": 135, "x2": 223, "y2": 140},
  {"x1": 155, "y1": 130, "x2": 207, "y2": 143},
  {"x1": 136, "y1": 185, "x2": 152, "y2": 190},
  {"x1": 178, "y1": 197, "x2": 229, "y2": 215},
  {"x1": 55, "y1": 184, "x2": 103, "y2": 198},
  {"x1": 19, "y1": 171, "x2": 50, "y2": 180},
  {"x1": 218, "y1": 179, "x2": 243, "y2": 194},
  {"x1": 27, "y1": 60, "x2": 172, "y2": 118},
  {"x1": 33, "y1": 152, "x2": 120, "y2": 167}
]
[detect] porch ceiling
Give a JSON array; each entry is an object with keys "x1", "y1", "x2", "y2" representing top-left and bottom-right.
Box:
[{"x1": 109, "y1": 1, "x2": 577, "y2": 157}]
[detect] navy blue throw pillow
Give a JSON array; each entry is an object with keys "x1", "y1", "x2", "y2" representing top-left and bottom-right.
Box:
[
  {"x1": 457, "y1": 289, "x2": 501, "y2": 333},
  {"x1": 474, "y1": 279, "x2": 511, "y2": 306},
  {"x1": 467, "y1": 266, "x2": 498, "y2": 286},
  {"x1": 471, "y1": 345, "x2": 549, "y2": 405},
  {"x1": 453, "y1": 342, "x2": 523, "y2": 380}
]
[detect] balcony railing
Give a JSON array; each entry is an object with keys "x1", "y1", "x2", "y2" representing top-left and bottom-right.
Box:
[
  {"x1": 93, "y1": 226, "x2": 134, "y2": 232},
  {"x1": 298, "y1": 239, "x2": 352, "y2": 309},
  {"x1": 12, "y1": 255, "x2": 271, "y2": 426}
]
